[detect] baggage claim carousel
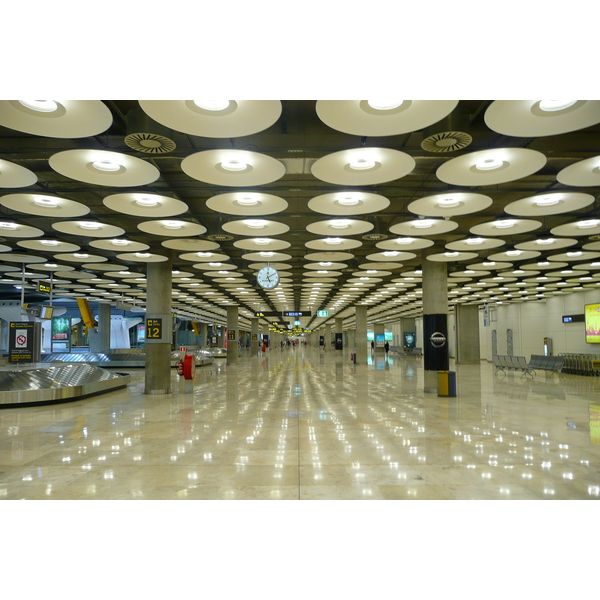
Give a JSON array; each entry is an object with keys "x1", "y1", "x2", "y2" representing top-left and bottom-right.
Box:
[{"x1": 0, "y1": 349, "x2": 215, "y2": 408}]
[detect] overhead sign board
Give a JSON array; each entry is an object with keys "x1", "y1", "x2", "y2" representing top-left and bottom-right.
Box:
[{"x1": 317, "y1": 310, "x2": 329, "y2": 317}]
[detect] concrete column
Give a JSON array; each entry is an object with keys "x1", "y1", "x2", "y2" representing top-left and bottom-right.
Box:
[
  {"x1": 199, "y1": 322, "x2": 207, "y2": 347},
  {"x1": 374, "y1": 323, "x2": 384, "y2": 353},
  {"x1": 227, "y1": 306, "x2": 238, "y2": 364},
  {"x1": 145, "y1": 256, "x2": 173, "y2": 395},
  {"x1": 456, "y1": 304, "x2": 480, "y2": 364},
  {"x1": 262, "y1": 325, "x2": 270, "y2": 350},
  {"x1": 335, "y1": 317, "x2": 343, "y2": 350},
  {"x1": 324, "y1": 323, "x2": 332, "y2": 352},
  {"x1": 355, "y1": 305, "x2": 368, "y2": 365},
  {"x1": 422, "y1": 249, "x2": 448, "y2": 393},
  {"x1": 250, "y1": 317, "x2": 258, "y2": 356},
  {"x1": 98, "y1": 302, "x2": 111, "y2": 352}
]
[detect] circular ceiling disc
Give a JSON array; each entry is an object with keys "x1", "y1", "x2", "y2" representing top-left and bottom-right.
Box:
[
  {"x1": 469, "y1": 219, "x2": 542, "y2": 237},
  {"x1": 306, "y1": 219, "x2": 373, "y2": 237},
  {"x1": 49, "y1": 150, "x2": 160, "y2": 187},
  {"x1": 484, "y1": 100, "x2": 600, "y2": 137},
  {"x1": 53, "y1": 253, "x2": 108, "y2": 263},
  {"x1": 233, "y1": 238, "x2": 291, "y2": 251},
  {"x1": 303, "y1": 252, "x2": 355, "y2": 262},
  {"x1": 0, "y1": 222, "x2": 44, "y2": 238},
  {"x1": 0, "y1": 159, "x2": 37, "y2": 188},
  {"x1": 375, "y1": 238, "x2": 435, "y2": 251},
  {"x1": 557, "y1": 155, "x2": 600, "y2": 187},
  {"x1": 308, "y1": 191, "x2": 390, "y2": 215},
  {"x1": 0, "y1": 193, "x2": 90, "y2": 217},
  {"x1": 315, "y1": 100, "x2": 458, "y2": 136},
  {"x1": 89, "y1": 239, "x2": 150, "y2": 252},
  {"x1": 161, "y1": 239, "x2": 220, "y2": 252},
  {"x1": 311, "y1": 148, "x2": 415, "y2": 186},
  {"x1": 17, "y1": 240, "x2": 81, "y2": 253},
  {"x1": 514, "y1": 238, "x2": 578, "y2": 251},
  {"x1": 116, "y1": 253, "x2": 169, "y2": 263},
  {"x1": 305, "y1": 238, "x2": 363, "y2": 251},
  {"x1": 425, "y1": 251, "x2": 480, "y2": 262},
  {"x1": 103, "y1": 193, "x2": 188, "y2": 217},
  {"x1": 408, "y1": 192, "x2": 493, "y2": 217},
  {"x1": 139, "y1": 100, "x2": 282, "y2": 138},
  {"x1": 137, "y1": 220, "x2": 207, "y2": 237},
  {"x1": 445, "y1": 238, "x2": 505, "y2": 251},
  {"x1": 181, "y1": 149, "x2": 285, "y2": 186},
  {"x1": 222, "y1": 219, "x2": 289, "y2": 237},
  {"x1": 437, "y1": 148, "x2": 547, "y2": 186},
  {"x1": 551, "y1": 220, "x2": 600, "y2": 237},
  {"x1": 389, "y1": 219, "x2": 459, "y2": 236},
  {"x1": 179, "y1": 252, "x2": 230, "y2": 263},
  {"x1": 0, "y1": 100, "x2": 112, "y2": 138},
  {"x1": 242, "y1": 252, "x2": 291, "y2": 261},
  {"x1": 504, "y1": 192, "x2": 594, "y2": 216},
  {"x1": 0, "y1": 253, "x2": 47, "y2": 263},
  {"x1": 366, "y1": 251, "x2": 416, "y2": 262},
  {"x1": 52, "y1": 221, "x2": 125, "y2": 238},
  {"x1": 206, "y1": 192, "x2": 288, "y2": 216},
  {"x1": 486, "y1": 250, "x2": 541, "y2": 262}
]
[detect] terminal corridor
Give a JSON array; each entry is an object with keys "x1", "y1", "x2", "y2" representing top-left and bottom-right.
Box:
[{"x1": 1, "y1": 347, "x2": 599, "y2": 500}]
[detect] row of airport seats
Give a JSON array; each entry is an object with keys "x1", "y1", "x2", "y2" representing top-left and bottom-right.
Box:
[
  {"x1": 559, "y1": 353, "x2": 600, "y2": 376},
  {"x1": 493, "y1": 354, "x2": 564, "y2": 377}
]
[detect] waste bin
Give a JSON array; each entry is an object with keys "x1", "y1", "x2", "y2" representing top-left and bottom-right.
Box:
[{"x1": 438, "y1": 370, "x2": 456, "y2": 397}]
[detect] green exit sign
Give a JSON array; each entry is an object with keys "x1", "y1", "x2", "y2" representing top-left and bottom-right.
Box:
[{"x1": 317, "y1": 310, "x2": 328, "y2": 317}]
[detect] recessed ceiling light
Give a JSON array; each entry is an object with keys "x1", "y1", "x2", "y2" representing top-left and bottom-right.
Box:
[
  {"x1": 193, "y1": 100, "x2": 231, "y2": 111},
  {"x1": 437, "y1": 197, "x2": 461, "y2": 208},
  {"x1": 494, "y1": 220, "x2": 516, "y2": 229},
  {"x1": 348, "y1": 158, "x2": 376, "y2": 170},
  {"x1": 221, "y1": 159, "x2": 247, "y2": 172},
  {"x1": 534, "y1": 196, "x2": 560, "y2": 207},
  {"x1": 236, "y1": 196, "x2": 259, "y2": 206},
  {"x1": 325, "y1": 238, "x2": 343, "y2": 245},
  {"x1": 338, "y1": 195, "x2": 360, "y2": 206},
  {"x1": 383, "y1": 251, "x2": 400, "y2": 257},
  {"x1": 539, "y1": 100, "x2": 577, "y2": 112},
  {"x1": 92, "y1": 159, "x2": 121, "y2": 172},
  {"x1": 414, "y1": 219, "x2": 436, "y2": 229},
  {"x1": 395, "y1": 237, "x2": 414, "y2": 245},
  {"x1": 135, "y1": 196, "x2": 159, "y2": 207},
  {"x1": 445, "y1": 252, "x2": 460, "y2": 257},
  {"x1": 73, "y1": 253, "x2": 89, "y2": 258},
  {"x1": 475, "y1": 157, "x2": 504, "y2": 171},
  {"x1": 163, "y1": 221, "x2": 184, "y2": 229},
  {"x1": 135, "y1": 253, "x2": 151, "y2": 258},
  {"x1": 254, "y1": 238, "x2": 270, "y2": 245},
  {"x1": 506, "y1": 250, "x2": 523, "y2": 256},
  {"x1": 538, "y1": 261, "x2": 550, "y2": 266},
  {"x1": 330, "y1": 219, "x2": 351, "y2": 229},
  {"x1": 40, "y1": 240, "x2": 60, "y2": 246},
  {"x1": 80, "y1": 222, "x2": 101, "y2": 230},
  {"x1": 245, "y1": 219, "x2": 268, "y2": 229},
  {"x1": 536, "y1": 238, "x2": 555, "y2": 245},
  {"x1": 578, "y1": 219, "x2": 600, "y2": 229},
  {"x1": 483, "y1": 262, "x2": 496, "y2": 267},
  {"x1": 33, "y1": 197, "x2": 59, "y2": 208},
  {"x1": 567, "y1": 251, "x2": 583, "y2": 257},
  {"x1": 319, "y1": 262, "x2": 332, "y2": 266},
  {"x1": 367, "y1": 100, "x2": 404, "y2": 111},
  {"x1": 19, "y1": 100, "x2": 59, "y2": 113}
]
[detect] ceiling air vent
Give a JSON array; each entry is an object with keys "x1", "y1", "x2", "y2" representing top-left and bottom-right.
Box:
[
  {"x1": 421, "y1": 131, "x2": 472, "y2": 153},
  {"x1": 362, "y1": 233, "x2": 388, "y2": 241},
  {"x1": 124, "y1": 107, "x2": 176, "y2": 154},
  {"x1": 206, "y1": 234, "x2": 234, "y2": 242},
  {"x1": 420, "y1": 104, "x2": 472, "y2": 153}
]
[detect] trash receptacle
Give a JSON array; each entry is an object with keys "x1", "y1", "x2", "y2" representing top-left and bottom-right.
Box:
[{"x1": 438, "y1": 370, "x2": 456, "y2": 397}]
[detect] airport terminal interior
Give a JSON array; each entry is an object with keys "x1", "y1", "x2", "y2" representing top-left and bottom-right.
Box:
[{"x1": 1, "y1": 99, "x2": 600, "y2": 500}]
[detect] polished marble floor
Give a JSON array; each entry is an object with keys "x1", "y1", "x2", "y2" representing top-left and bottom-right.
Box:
[{"x1": 1, "y1": 346, "x2": 600, "y2": 500}]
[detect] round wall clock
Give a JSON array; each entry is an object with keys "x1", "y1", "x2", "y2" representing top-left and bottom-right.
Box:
[{"x1": 257, "y1": 265, "x2": 280, "y2": 289}]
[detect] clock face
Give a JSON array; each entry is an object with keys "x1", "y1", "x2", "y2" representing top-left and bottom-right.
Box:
[{"x1": 257, "y1": 266, "x2": 279, "y2": 289}]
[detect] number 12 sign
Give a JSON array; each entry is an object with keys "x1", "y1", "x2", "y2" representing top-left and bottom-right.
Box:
[{"x1": 146, "y1": 318, "x2": 163, "y2": 340}]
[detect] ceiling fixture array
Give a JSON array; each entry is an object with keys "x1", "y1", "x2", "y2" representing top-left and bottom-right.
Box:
[{"x1": 0, "y1": 99, "x2": 599, "y2": 332}]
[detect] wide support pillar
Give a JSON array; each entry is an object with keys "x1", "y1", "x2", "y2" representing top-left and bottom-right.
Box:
[
  {"x1": 456, "y1": 304, "x2": 480, "y2": 364},
  {"x1": 227, "y1": 306, "x2": 238, "y2": 364},
  {"x1": 145, "y1": 255, "x2": 173, "y2": 395},
  {"x1": 374, "y1": 323, "x2": 384, "y2": 353},
  {"x1": 325, "y1": 323, "x2": 332, "y2": 352},
  {"x1": 422, "y1": 249, "x2": 449, "y2": 393},
  {"x1": 355, "y1": 305, "x2": 368, "y2": 365},
  {"x1": 251, "y1": 318, "x2": 259, "y2": 355},
  {"x1": 199, "y1": 322, "x2": 207, "y2": 347},
  {"x1": 98, "y1": 302, "x2": 111, "y2": 352},
  {"x1": 335, "y1": 317, "x2": 343, "y2": 350}
]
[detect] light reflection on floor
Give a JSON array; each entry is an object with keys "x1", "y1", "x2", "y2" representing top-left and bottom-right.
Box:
[{"x1": 1, "y1": 346, "x2": 599, "y2": 500}]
